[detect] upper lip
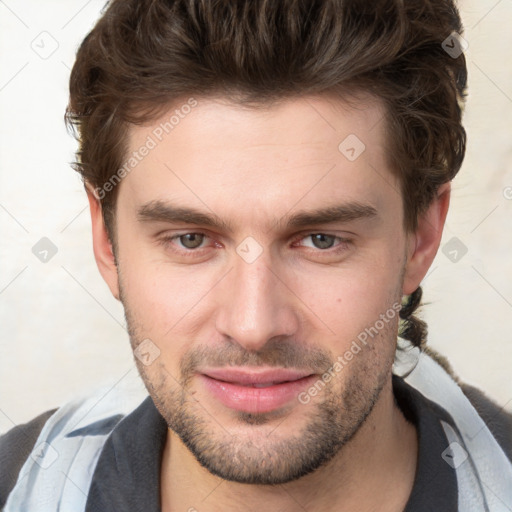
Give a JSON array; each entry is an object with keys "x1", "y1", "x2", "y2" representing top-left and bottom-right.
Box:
[{"x1": 201, "y1": 367, "x2": 314, "y2": 385}]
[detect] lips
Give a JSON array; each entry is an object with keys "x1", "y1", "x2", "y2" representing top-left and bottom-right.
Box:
[{"x1": 198, "y1": 367, "x2": 317, "y2": 414}]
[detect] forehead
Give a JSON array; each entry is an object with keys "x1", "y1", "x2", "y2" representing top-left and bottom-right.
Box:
[
  {"x1": 119, "y1": 94, "x2": 401, "y2": 231},
  {"x1": 129, "y1": 93, "x2": 387, "y2": 156}
]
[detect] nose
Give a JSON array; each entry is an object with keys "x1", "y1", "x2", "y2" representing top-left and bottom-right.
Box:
[{"x1": 215, "y1": 249, "x2": 300, "y2": 352}]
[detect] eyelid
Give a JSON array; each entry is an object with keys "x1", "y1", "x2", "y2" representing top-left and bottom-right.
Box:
[
  {"x1": 161, "y1": 231, "x2": 213, "y2": 251},
  {"x1": 291, "y1": 232, "x2": 351, "y2": 247},
  {"x1": 159, "y1": 230, "x2": 352, "y2": 255}
]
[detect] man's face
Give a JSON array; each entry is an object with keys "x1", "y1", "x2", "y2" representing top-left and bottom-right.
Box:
[{"x1": 113, "y1": 94, "x2": 410, "y2": 484}]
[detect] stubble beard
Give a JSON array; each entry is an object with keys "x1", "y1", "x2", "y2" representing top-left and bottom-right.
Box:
[{"x1": 121, "y1": 297, "x2": 398, "y2": 485}]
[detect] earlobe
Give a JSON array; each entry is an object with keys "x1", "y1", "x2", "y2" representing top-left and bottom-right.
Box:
[
  {"x1": 85, "y1": 184, "x2": 120, "y2": 301},
  {"x1": 402, "y1": 182, "x2": 451, "y2": 295}
]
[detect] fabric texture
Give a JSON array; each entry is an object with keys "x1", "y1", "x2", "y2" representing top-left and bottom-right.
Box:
[
  {"x1": 395, "y1": 341, "x2": 512, "y2": 510},
  {"x1": 1, "y1": 345, "x2": 511, "y2": 511},
  {"x1": 83, "y1": 376, "x2": 459, "y2": 512},
  {"x1": 0, "y1": 409, "x2": 57, "y2": 510}
]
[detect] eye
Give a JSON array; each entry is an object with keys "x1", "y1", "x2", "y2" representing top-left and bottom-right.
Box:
[
  {"x1": 297, "y1": 233, "x2": 346, "y2": 250},
  {"x1": 162, "y1": 232, "x2": 209, "y2": 251},
  {"x1": 178, "y1": 233, "x2": 206, "y2": 249},
  {"x1": 304, "y1": 233, "x2": 336, "y2": 249}
]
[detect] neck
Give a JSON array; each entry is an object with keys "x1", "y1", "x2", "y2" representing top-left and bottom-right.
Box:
[{"x1": 161, "y1": 377, "x2": 418, "y2": 512}]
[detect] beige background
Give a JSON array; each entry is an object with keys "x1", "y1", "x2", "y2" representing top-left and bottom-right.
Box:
[{"x1": 1, "y1": 0, "x2": 511, "y2": 433}]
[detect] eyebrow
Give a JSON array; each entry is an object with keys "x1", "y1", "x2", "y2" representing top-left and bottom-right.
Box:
[{"x1": 137, "y1": 200, "x2": 378, "y2": 232}]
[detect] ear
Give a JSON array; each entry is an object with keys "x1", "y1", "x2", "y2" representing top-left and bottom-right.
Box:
[
  {"x1": 85, "y1": 184, "x2": 120, "y2": 301},
  {"x1": 402, "y1": 182, "x2": 451, "y2": 295}
]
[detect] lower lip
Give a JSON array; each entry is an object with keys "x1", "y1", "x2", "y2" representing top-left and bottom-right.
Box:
[{"x1": 199, "y1": 374, "x2": 317, "y2": 414}]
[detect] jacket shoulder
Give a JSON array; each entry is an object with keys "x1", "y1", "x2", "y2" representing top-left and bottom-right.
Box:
[
  {"x1": 460, "y1": 382, "x2": 512, "y2": 462},
  {"x1": 423, "y1": 346, "x2": 512, "y2": 461},
  {"x1": 0, "y1": 409, "x2": 57, "y2": 508}
]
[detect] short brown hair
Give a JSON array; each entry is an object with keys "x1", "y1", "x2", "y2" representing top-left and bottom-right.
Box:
[{"x1": 65, "y1": 0, "x2": 468, "y2": 348}]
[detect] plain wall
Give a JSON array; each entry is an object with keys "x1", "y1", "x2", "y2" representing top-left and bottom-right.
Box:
[{"x1": 1, "y1": 0, "x2": 511, "y2": 433}]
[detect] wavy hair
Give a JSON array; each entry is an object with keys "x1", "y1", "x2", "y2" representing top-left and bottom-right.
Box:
[{"x1": 65, "y1": 0, "x2": 468, "y2": 349}]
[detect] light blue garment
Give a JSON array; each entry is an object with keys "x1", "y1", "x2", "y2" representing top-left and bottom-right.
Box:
[{"x1": 4, "y1": 343, "x2": 512, "y2": 511}]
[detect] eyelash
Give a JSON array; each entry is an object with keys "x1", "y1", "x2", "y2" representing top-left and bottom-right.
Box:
[{"x1": 159, "y1": 232, "x2": 352, "y2": 257}]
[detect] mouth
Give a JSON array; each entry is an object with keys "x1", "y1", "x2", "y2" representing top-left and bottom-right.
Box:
[{"x1": 198, "y1": 367, "x2": 317, "y2": 414}]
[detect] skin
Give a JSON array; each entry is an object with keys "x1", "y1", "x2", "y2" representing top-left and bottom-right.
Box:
[{"x1": 87, "y1": 93, "x2": 450, "y2": 511}]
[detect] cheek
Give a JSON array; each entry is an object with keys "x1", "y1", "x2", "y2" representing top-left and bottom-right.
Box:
[
  {"x1": 119, "y1": 246, "x2": 221, "y2": 343},
  {"x1": 289, "y1": 250, "x2": 403, "y2": 338},
  {"x1": 118, "y1": 220, "x2": 405, "y2": 351}
]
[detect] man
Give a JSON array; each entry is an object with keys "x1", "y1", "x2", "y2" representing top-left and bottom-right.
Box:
[{"x1": 1, "y1": 0, "x2": 511, "y2": 510}]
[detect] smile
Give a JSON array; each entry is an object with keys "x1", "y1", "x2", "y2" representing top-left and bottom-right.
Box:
[{"x1": 198, "y1": 367, "x2": 317, "y2": 414}]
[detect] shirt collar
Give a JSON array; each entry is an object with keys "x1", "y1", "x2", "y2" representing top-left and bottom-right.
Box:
[
  {"x1": 86, "y1": 376, "x2": 458, "y2": 511},
  {"x1": 394, "y1": 374, "x2": 458, "y2": 511}
]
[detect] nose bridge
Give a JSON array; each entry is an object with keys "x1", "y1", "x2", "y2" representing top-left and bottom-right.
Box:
[
  {"x1": 235, "y1": 254, "x2": 275, "y2": 314},
  {"x1": 215, "y1": 248, "x2": 298, "y2": 351}
]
